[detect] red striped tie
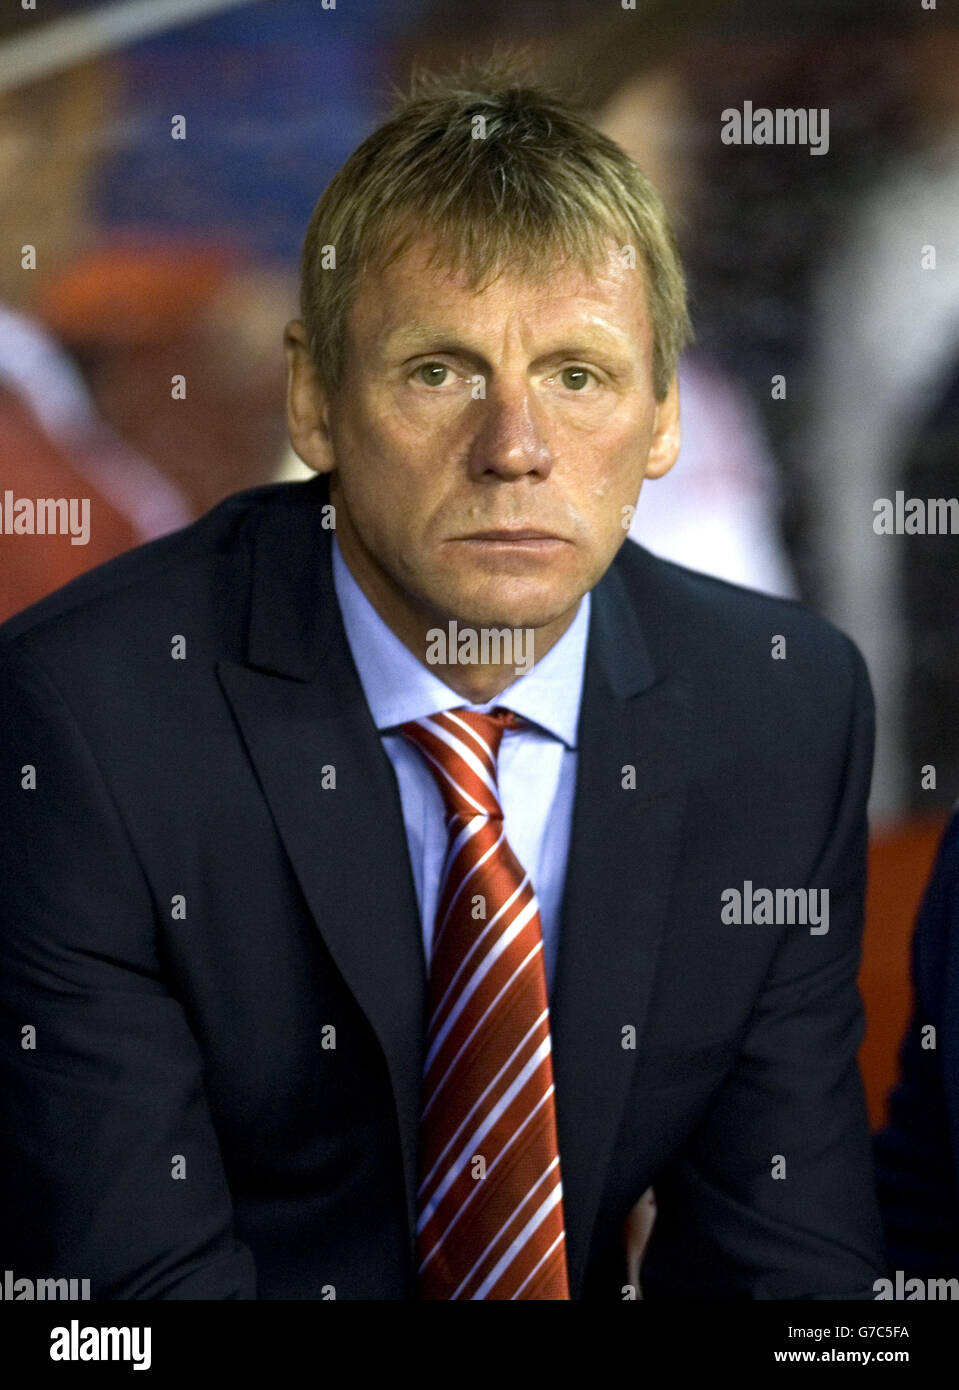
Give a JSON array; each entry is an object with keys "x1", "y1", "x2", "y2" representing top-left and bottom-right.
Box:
[{"x1": 398, "y1": 707, "x2": 571, "y2": 1300}]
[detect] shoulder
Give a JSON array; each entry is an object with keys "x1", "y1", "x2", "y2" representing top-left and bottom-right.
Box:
[{"x1": 612, "y1": 538, "x2": 871, "y2": 713}]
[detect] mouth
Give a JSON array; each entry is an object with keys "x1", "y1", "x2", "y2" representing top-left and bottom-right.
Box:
[
  {"x1": 455, "y1": 529, "x2": 567, "y2": 542},
  {"x1": 446, "y1": 529, "x2": 571, "y2": 562}
]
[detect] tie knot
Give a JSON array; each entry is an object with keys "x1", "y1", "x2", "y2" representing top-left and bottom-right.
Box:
[{"x1": 398, "y1": 707, "x2": 522, "y2": 821}]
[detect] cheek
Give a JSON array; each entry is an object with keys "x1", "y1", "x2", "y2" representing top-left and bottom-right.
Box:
[
  {"x1": 339, "y1": 434, "x2": 432, "y2": 548},
  {"x1": 344, "y1": 393, "x2": 440, "y2": 481},
  {"x1": 570, "y1": 428, "x2": 651, "y2": 506}
]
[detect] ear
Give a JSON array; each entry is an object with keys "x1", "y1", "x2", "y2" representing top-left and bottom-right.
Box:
[
  {"x1": 283, "y1": 319, "x2": 335, "y2": 474},
  {"x1": 643, "y1": 372, "x2": 681, "y2": 480}
]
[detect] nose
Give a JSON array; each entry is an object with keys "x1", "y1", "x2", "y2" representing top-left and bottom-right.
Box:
[{"x1": 465, "y1": 381, "x2": 554, "y2": 482}]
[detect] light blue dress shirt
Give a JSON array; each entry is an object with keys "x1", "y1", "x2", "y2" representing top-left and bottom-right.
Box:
[{"x1": 331, "y1": 534, "x2": 591, "y2": 998}]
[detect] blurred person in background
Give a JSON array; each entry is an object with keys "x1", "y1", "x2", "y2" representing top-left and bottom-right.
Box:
[
  {"x1": 804, "y1": 14, "x2": 959, "y2": 825},
  {"x1": 2, "y1": 0, "x2": 399, "y2": 620},
  {"x1": 0, "y1": 6, "x2": 191, "y2": 622},
  {"x1": 36, "y1": 244, "x2": 293, "y2": 522}
]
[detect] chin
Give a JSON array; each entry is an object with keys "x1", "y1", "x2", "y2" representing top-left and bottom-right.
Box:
[{"x1": 436, "y1": 580, "x2": 583, "y2": 634}]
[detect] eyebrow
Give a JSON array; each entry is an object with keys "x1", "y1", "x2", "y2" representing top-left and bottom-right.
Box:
[{"x1": 384, "y1": 323, "x2": 635, "y2": 366}]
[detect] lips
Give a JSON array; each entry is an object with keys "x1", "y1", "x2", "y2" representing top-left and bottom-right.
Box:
[{"x1": 460, "y1": 529, "x2": 563, "y2": 541}]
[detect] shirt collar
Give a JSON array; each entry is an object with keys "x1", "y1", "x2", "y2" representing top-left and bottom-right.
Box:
[{"x1": 331, "y1": 532, "x2": 589, "y2": 749}]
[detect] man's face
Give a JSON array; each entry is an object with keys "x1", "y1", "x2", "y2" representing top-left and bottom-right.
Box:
[{"x1": 285, "y1": 234, "x2": 679, "y2": 653}]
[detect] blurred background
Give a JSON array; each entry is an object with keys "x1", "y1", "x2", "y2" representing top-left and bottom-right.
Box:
[{"x1": 1, "y1": 0, "x2": 956, "y2": 1231}]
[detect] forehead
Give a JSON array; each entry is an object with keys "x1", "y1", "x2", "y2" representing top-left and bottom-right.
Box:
[{"x1": 347, "y1": 234, "x2": 651, "y2": 352}]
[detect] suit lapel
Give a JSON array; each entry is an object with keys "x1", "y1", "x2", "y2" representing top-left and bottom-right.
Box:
[
  {"x1": 217, "y1": 477, "x2": 695, "y2": 1296},
  {"x1": 217, "y1": 476, "x2": 427, "y2": 1263},
  {"x1": 550, "y1": 557, "x2": 695, "y2": 1298}
]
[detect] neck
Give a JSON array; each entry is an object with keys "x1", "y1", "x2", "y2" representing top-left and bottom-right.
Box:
[{"x1": 418, "y1": 612, "x2": 578, "y2": 703}]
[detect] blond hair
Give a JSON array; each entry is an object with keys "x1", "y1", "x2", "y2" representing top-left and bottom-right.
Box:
[{"x1": 299, "y1": 52, "x2": 692, "y2": 402}]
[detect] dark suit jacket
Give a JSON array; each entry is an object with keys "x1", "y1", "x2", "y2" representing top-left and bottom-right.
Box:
[
  {"x1": 873, "y1": 809, "x2": 959, "y2": 1274},
  {"x1": 0, "y1": 471, "x2": 886, "y2": 1299}
]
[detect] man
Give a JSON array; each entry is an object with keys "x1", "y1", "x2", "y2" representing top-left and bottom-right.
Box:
[
  {"x1": 873, "y1": 807, "x2": 959, "y2": 1278},
  {"x1": 0, "y1": 61, "x2": 885, "y2": 1299}
]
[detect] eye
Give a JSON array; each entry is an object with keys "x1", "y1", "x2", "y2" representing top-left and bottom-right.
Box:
[
  {"x1": 413, "y1": 362, "x2": 451, "y2": 387},
  {"x1": 559, "y1": 366, "x2": 596, "y2": 391}
]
